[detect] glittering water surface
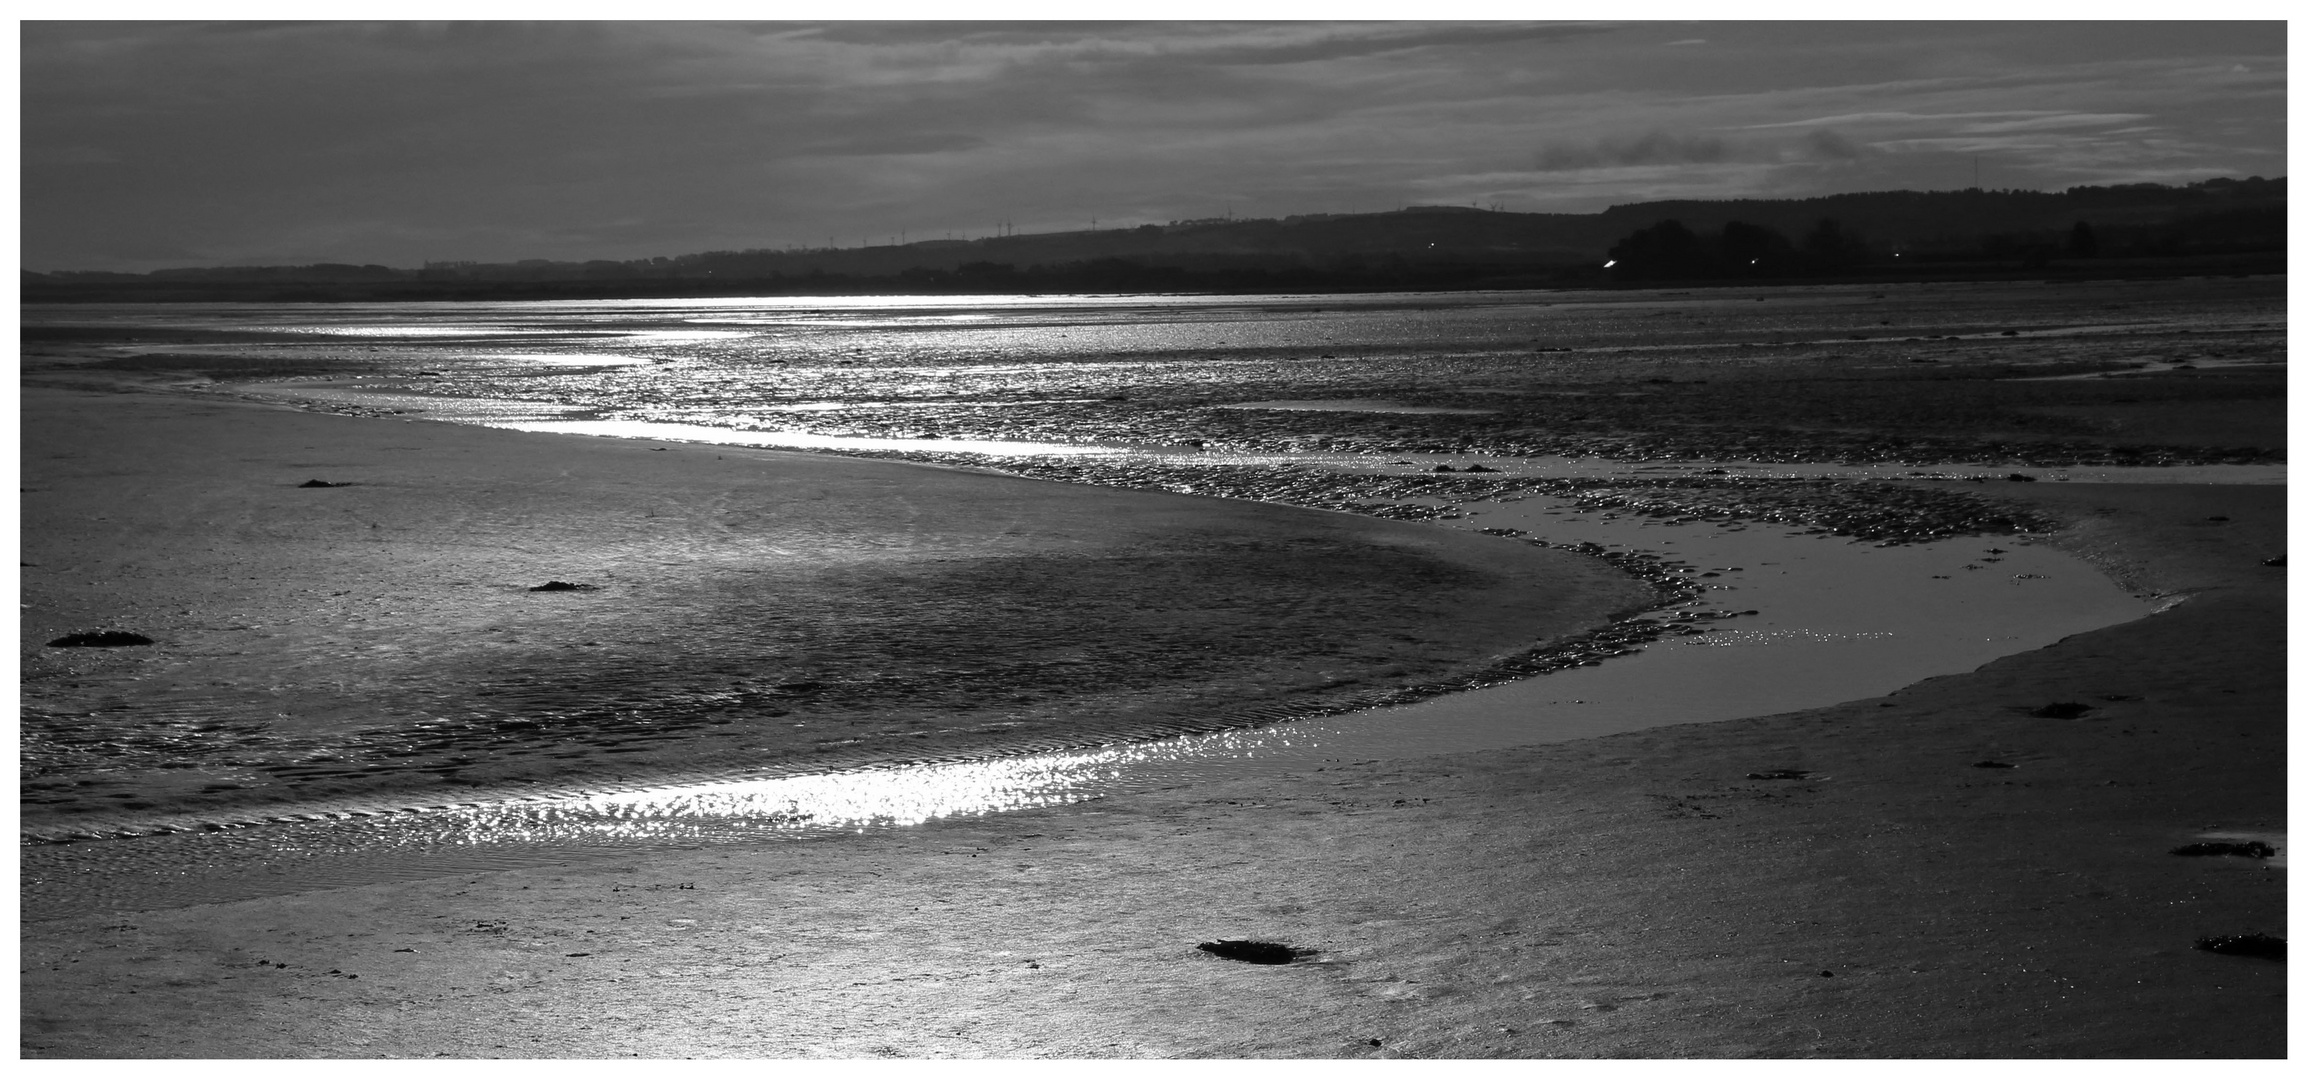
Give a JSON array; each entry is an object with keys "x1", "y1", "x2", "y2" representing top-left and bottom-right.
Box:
[
  {"x1": 498, "y1": 419, "x2": 1133, "y2": 457},
  {"x1": 39, "y1": 280, "x2": 2281, "y2": 465}
]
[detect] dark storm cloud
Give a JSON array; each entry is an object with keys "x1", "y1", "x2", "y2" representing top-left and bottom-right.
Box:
[{"x1": 19, "y1": 20, "x2": 2287, "y2": 271}]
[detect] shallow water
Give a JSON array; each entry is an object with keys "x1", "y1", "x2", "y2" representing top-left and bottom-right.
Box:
[
  {"x1": 497, "y1": 418, "x2": 1135, "y2": 457},
  {"x1": 40, "y1": 278, "x2": 2282, "y2": 469},
  {"x1": 386, "y1": 414, "x2": 2287, "y2": 487}
]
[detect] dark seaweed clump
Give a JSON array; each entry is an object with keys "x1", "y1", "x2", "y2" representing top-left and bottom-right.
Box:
[
  {"x1": 2194, "y1": 933, "x2": 2285, "y2": 960},
  {"x1": 2171, "y1": 841, "x2": 2276, "y2": 859},
  {"x1": 1197, "y1": 939, "x2": 1314, "y2": 965},
  {"x1": 47, "y1": 631, "x2": 154, "y2": 648}
]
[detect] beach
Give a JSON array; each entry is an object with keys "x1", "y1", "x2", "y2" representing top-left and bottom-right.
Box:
[
  {"x1": 20, "y1": 282, "x2": 2289, "y2": 1059},
  {"x1": 19, "y1": 374, "x2": 2286, "y2": 1058},
  {"x1": 21, "y1": 17, "x2": 2295, "y2": 1062}
]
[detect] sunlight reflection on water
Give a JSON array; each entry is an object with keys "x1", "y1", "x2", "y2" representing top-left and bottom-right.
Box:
[
  {"x1": 495, "y1": 419, "x2": 1131, "y2": 456},
  {"x1": 482, "y1": 352, "x2": 659, "y2": 366},
  {"x1": 258, "y1": 324, "x2": 537, "y2": 337},
  {"x1": 464, "y1": 743, "x2": 1202, "y2": 843}
]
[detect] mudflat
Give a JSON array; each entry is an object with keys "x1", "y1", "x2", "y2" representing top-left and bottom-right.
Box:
[
  {"x1": 18, "y1": 382, "x2": 2285, "y2": 1056},
  {"x1": 21, "y1": 386, "x2": 1645, "y2": 835}
]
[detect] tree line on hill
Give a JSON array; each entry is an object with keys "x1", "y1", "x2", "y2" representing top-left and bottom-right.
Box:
[{"x1": 24, "y1": 177, "x2": 2284, "y2": 301}]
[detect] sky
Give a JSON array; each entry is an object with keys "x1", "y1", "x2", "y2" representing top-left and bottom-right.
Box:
[{"x1": 19, "y1": 16, "x2": 2289, "y2": 272}]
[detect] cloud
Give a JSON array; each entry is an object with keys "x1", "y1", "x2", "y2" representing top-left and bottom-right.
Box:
[
  {"x1": 1534, "y1": 131, "x2": 1731, "y2": 172},
  {"x1": 1186, "y1": 22, "x2": 1618, "y2": 65},
  {"x1": 1800, "y1": 128, "x2": 1866, "y2": 161},
  {"x1": 1956, "y1": 113, "x2": 2153, "y2": 133},
  {"x1": 1745, "y1": 109, "x2": 2153, "y2": 134},
  {"x1": 1742, "y1": 110, "x2": 2060, "y2": 130},
  {"x1": 800, "y1": 130, "x2": 992, "y2": 158},
  {"x1": 1528, "y1": 125, "x2": 1871, "y2": 173}
]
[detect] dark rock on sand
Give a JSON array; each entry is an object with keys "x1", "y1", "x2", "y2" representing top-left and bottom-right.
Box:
[
  {"x1": 528, "y1": 581, "x2": 599, "y2": 592},
  {"x1": 2194, "y1": 933, "x2": 2285, "y2": 961},
  {"x1": 1197, "y1": 939, "x2": 1313, "y2": 965},
  {"x1": 2031, "y1": 702, "x2": 2096, "y2": 719},
  {"x1": 2171, "y1": 841, "x2": 2277, "y2": 859},
  {"x1": 47, "y1": 630, "x2": 154, "y2": 648},
  {"x1": 1746, "y1": 769, "x2": 1811, "y2": 780},
  {"x1": 1972, "y1": 760, "x2": 2018, "y2": 769},
  {"x1": 297, "y1": 479, "x2": 349, "y2": 488}
]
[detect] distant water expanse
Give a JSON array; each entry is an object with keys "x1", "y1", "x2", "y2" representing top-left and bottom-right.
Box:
[{"x1": 28, "y1": 278, "x2": 2282, "y2": 465}]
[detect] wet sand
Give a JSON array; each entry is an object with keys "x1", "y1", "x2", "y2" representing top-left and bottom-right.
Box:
[
  {"x1": 18, "y1": 383, "x2": 2286, "y2": 1056},
  {"x1": 20, "y1": 386, "x2": 1646, "y2": 838}
]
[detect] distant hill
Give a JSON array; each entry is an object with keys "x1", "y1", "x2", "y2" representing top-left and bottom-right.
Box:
[{"x1": 24, "y1": 177, "x2": 2284, "y2": 302}]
